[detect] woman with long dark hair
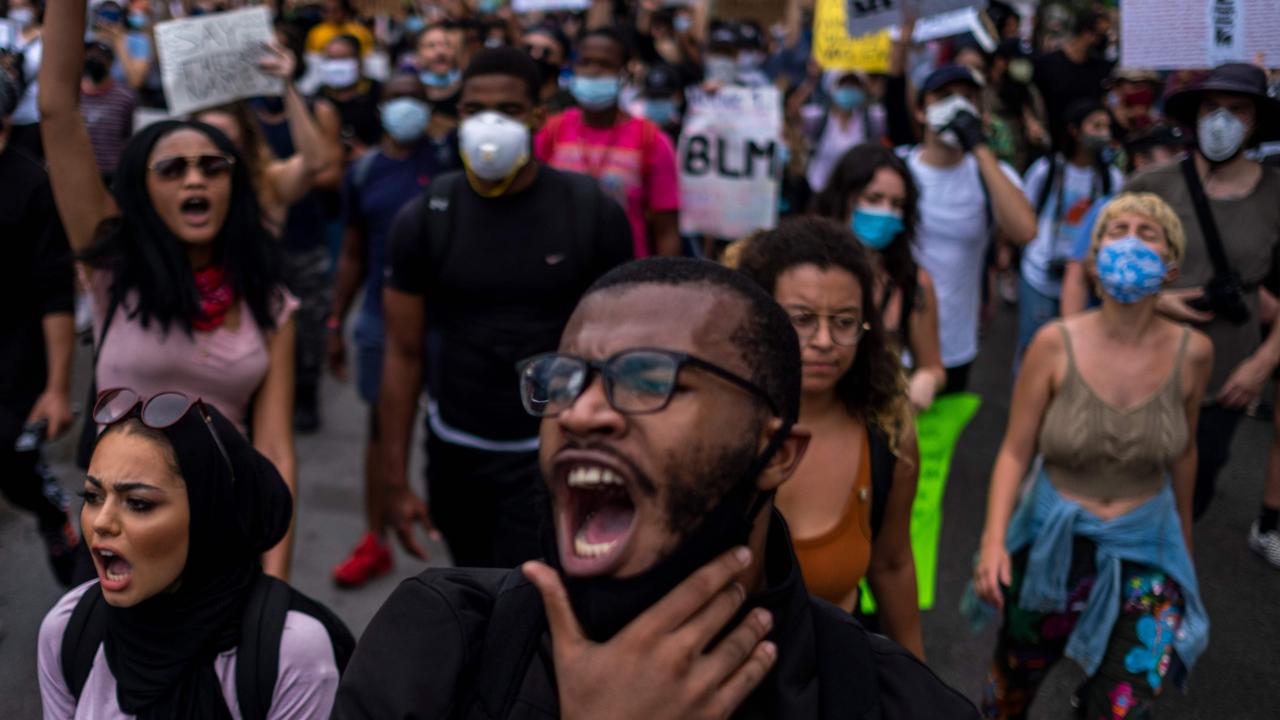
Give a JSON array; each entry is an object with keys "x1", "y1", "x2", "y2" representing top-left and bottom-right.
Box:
[
  {"x1": 38, "y1": 390, "x2": 353, "y2": 718},
  {"x1": 737, "y1": 217, "x2": 924, "y2": 658},
  {"x1": 813, "y1": 143, "x2": 946, "y2": 411},
  {"x1": 38, "y1": 0, "x2": 300, "y2": 578}
]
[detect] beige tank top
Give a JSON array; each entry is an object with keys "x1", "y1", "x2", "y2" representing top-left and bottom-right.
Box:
[{"x1": 1038, "y1": 321, "x2": 1190, "y2": 500}]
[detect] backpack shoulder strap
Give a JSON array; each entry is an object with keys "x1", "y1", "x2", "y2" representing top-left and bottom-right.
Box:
[
  {"x1": 1034, "y1": 155, "x2": 1059, "y2": 217},
  {"x1": 235, "y1": 573, "x2": 292, "y2": 720},
  {"x1": 61, "y1": 583, "x2": 108, "y2": 702},
  {"x1": 424, "y1": 171, "x2": 464, "y2": 283},
  {"x1": 867, "y1": 425, "x2": 897, "y2": 542},
  {"x1": 467, "y1": 570, "x2": 545, "y2": 719}
]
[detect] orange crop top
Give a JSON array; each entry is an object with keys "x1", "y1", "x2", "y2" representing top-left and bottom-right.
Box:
[{"x1": 791, "y1": 431, "x2": 874, "y2": 609}]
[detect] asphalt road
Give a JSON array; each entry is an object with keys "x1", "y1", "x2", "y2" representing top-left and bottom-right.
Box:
[{"x1": 3, "y1": 306, "x2": 1278, "y2": 719}]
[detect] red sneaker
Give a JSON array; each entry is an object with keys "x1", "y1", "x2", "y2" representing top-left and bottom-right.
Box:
[{"x1": 332, "y1": 532, "x2": 393, "y2": 588}]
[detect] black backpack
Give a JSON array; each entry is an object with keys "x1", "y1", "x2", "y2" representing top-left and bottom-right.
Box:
[{"x1": 60, "y1": 575, "x2": 355, "y2": 720}]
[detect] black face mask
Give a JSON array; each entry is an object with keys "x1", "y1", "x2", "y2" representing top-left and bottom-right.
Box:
[
  {"x1": 542, "y1": 424, "x2": 792, "y2": 643},
  {"x1": 535, "y1": 59, "x2": 561, "y2": 89},
  {"x1": 84, "y1": 58, "x2": 110, "y2": 84},
  {"x1": 251, "y1": 96, "x2": 286, "y2": 115}
]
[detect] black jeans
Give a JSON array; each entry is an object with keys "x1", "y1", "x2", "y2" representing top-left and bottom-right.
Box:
[
  {"x1": 1193, "y1": 403, "x2": 1245, "y2": 520},
  {"x1": 425, "y1": 432, "x2": 545, "y2": 568}
]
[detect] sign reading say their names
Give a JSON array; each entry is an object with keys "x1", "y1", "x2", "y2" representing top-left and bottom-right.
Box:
[
  {"x1": 677, "y1": 86, "x2": 782, "y2": 239},
  {"x1": 155, "y1": 6, "x2": 281, "y2": 116},
  {"x1": 845, "y1": 0, "x2": 979, "y2": 38}
]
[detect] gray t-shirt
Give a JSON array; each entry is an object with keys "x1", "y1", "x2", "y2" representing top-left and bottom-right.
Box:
[{"x1": 1125, "y1": 162, "x2": 1280, "y2": 394}]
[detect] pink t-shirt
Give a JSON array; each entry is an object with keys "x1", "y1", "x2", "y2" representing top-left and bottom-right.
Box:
[
  {"x1": 535, "y1": 108, "x2": 680, "y2": 258},
  {"x1": 38, "y1": 581, "x2": 339, "y2": 720},
  {"x1": 87, "y1": 269, "x2": 298, "y2": 436}
]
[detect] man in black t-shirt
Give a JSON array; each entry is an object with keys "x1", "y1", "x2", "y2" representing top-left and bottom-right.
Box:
[
  {"x1": 0, "y1": 67, "x2": 79, "y2": 585},
  {"x1": 379, "y1": 47, "x2": 633, "y2": 569},
  {"x1": 1034, "y1": 9, "x2": 1114, "y2": 151}
]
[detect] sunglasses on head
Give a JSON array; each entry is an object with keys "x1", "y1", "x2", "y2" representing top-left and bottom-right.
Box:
[
  {"x1": 147, "y1": 154, "x2": 235, "y2": 181},
  {"x1": 93, "y1": 388, "x2": 235, "y2": 485}
]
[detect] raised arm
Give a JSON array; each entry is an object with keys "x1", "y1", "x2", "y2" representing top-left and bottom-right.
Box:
[
  {"x1": 38, "y1": 0, "x2": 119, "y2": 253},
  {"x1": 259, "y1": 43, "x2": 338, "y2": 207}
]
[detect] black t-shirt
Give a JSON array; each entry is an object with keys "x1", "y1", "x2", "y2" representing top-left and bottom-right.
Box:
[
  {"x1": 1033, "y1": 50, "x2": 1113, "y2": 150},
  {"x1": 325, "y1": 80, "x2": 384, "y2": 149},
  {"x1": 0, "y1": 145, "x2": 75, "y2": 418},
  {"x1": 386, "y1": 166, "x2": 633, "y2": 442}
]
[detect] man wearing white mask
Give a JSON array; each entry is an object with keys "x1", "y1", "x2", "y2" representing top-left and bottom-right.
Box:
[
  {"x1": 378, "y1": 47, "x2": 633, "y2": 569},
  {"x1": 319, "y1": 34, "x2": 382, "y2": 159},
  {"x1": 905, "y1": 64, "x2": 1037, "y2": 393},
  {"x1": 1126, "y1": 64, "x2": 1280, "y2": 538}
]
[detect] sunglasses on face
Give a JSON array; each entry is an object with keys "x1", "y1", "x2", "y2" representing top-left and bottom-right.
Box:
[
  {"x1": 93, "y1": 388, "x2": 235, "y2": 485},
  {"x1": 147, "y1": 154, "x2": 235, "y2": 181},
  {"x1": 517, "y1": 348, "x2": 778, "y2": 418}
]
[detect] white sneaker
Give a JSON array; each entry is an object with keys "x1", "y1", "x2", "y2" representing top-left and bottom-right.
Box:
[{"x1": 1248, "y1": 522, "x2": 1280, "y2": 569}]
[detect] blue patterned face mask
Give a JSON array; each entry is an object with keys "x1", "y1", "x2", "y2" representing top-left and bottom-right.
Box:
[{"x1": 1095, "y1": 236, "x2": 1167, "y2": 303}]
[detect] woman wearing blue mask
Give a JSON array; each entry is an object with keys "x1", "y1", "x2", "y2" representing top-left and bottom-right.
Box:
[
  {"x1": 970, "y1": 193, "x2": 1213, "y2": 719},
  {"x1": 803, "y1": 71, "x2": 886, "y2": 194},
  {"x1": 814, "y1": 143, "x2": 946, "y2": 411}
]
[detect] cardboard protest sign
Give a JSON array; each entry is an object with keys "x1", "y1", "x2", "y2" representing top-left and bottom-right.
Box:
[
  {"x1": 512, "y1": 0, "x2": 589, "y2": 11},
  {"x1": 813, "y1": 0, "x2": 893, "y2": 73},
  {"x1": 154, "y1": 6, "x2": 281, "y2": 116},
  {"x1": 845, "y1": 0, "x2": 979, "y2": 38},
  {"x1": 714, "y1": 0, "x2": 787, "y2": 27},
  {"x1": 677, "y1": 86, "x2": 782, "y2": 239},
  {"x1": 1122, "y1": 0, "x2": 1280, "y2": 69},
  {"x1": 860, "y1": 393, "x2": 982, "y2": 612}
]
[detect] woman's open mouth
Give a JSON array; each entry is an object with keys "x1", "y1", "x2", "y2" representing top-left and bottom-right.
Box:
[
  {"x1": 179, "y1": 196, "x2": 212, "y2": 227},
  {"x1": 93, "y1": 546, "x2": 133, "y2": 592},
  {"x1": 555, "y1": 455, "x2": 640, "y2": 577}
]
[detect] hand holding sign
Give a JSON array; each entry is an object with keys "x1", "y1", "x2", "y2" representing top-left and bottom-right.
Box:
[{"x1": 256, "y1": 41, "x2": 297, "y2": 82}]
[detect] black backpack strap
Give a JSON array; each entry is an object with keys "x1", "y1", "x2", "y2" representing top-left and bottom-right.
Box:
[
  {"x1": 61, "y1": 583, "x2": 108, "y2": 701},
  {"x1": 469, "y1": 570, "x2": 547, "y2": 720},
  {"x1": 424, "y1": 171, "x2": 463, "y2": 283},
  {"x1": 236, "y1": 573, "x2": 291, "y2": 720},
  {"x1": 867, "y1": 425, "x2": 896, "y2": 542},
  {"x1": 1034, "y1": 154, "x2": 1059, "y2": 217},
  {"x1": 1180, "y1": 155, "x2": 1233, "y2": 279}
]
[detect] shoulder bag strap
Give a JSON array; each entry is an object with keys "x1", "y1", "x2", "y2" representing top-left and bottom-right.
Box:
[
  {"x1": 235, "y1": 574, "x2": 291, "y2": 720},
  {"x1": 61, "y1": 584, "x2": 108, "y2": 702},
  {"x1": 1179, "y1": 155, "x2": 1232, "y2": 279}
]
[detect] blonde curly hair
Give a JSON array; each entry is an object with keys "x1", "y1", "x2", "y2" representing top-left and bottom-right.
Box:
[{"x1": 1085, "y1": 192, "x2": 1186, "y2": 267}]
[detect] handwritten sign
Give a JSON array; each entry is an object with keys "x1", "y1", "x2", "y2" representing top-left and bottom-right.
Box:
[
  {"x1": 814, "y1": 0, "x2": 892, "y2": 73},
  {"x1": 512, "y1": 0, "x2": 589, "y2": 11},
  {"x1": 861, "y1": 393, "x2": 981, "y2": 612},
  {"x1": 677, "y1": 86, "x2": 782, "y2": 239},
  {"x1": 845, "y1": 0, "x2": 979, "y2": 38},
  {"x1": 154, "y1": 6, "x2": 281, "y2": 116},
  {"x1": 1121, "y1": 0, "x2": 1280, "y2": 69}
]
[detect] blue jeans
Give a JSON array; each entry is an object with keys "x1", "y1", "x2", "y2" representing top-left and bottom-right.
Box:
[{"x1": 1014, "y1": 275, "x2": 1059, "y2": 376}]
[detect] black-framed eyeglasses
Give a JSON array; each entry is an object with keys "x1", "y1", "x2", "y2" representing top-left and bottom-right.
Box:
[
  {"x1": 147, "y1": 154, "x2": 235, "y2": 181},
  {"x1": 788, "y1": 311, "x2": 869, "y2": 347},
  {"x1": 517, "y1": 348, "x2": 778, "y2": 418},
  {"x1": 93, "y1": 388, "x2": 235, "y2": 484}
]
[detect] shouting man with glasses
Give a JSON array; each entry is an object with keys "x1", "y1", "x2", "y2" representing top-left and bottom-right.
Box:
[{"x1": 335, "y1": 258, "x2": 975, "y2": 719}]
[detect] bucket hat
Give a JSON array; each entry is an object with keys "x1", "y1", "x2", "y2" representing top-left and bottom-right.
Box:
[{"x1": 1165, "y1": 63, "x2": 1280, "y2": 144}]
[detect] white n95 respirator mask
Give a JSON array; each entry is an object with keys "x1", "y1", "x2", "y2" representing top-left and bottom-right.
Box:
[{"x1": 459, "y1": 111, "x2": 531, "y2": 182}]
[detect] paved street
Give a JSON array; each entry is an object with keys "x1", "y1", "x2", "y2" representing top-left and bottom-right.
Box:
[{"x1": 3, "y1": 306, "x2": 1279, "y2": 718}]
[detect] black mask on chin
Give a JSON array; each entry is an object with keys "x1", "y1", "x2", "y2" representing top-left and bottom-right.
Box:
[
  {"x1": 541, "y1": 423, "x2": 793, "y2": 643},
  {"x1": 84, "y1": 58, "x2": 110, "y2": 84}
]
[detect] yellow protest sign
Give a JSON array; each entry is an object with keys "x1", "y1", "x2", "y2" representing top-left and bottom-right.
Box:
[{"x1": 813, "y1": 0, "x2": 892, "y2": 73}]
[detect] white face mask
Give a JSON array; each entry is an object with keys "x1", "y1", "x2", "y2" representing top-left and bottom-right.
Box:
[
  {"x1": 320, "y1": 58, "x2": 360, "y2": 89},
  {"x1": 925, "y1": 94, "x2": 978, "y2": 149},
  {"x1": 459, "y1": 111, "x2": 531, "y2": 182},
  {"x1": 8, "y1": 8, "x2": 34, "y2": 28},
  {"x1": 1197, "y1": 108, "x2": 1249, "y2": 162}
]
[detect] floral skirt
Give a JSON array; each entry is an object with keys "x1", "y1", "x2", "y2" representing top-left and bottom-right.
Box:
[{"x1": 982, "y1": 536, "x2": 1185, "y2": 720}]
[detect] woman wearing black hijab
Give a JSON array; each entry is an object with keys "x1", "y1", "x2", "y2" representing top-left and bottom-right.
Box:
[{"x1": 37, "y1": 390, "x2": 352, "y2": 719}]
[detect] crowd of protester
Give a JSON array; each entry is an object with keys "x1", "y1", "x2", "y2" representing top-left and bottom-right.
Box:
[{"x1": 2, "y1": 0, "x2": 1280, "y2": 717}]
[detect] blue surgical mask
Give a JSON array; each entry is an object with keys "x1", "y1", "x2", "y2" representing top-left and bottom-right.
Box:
[
  {"x1": 673, "y1": 15, "x2": 692, "y2": 34},
  {"x1": 381, "y1": 97, "x2": 431, "y2": 144},
  {"x1": 127, "y1": 12, "x2": 149, "y2": 29},
  {"x1": 420, "y1": 69, "x2": 459, "y2": 88},
  {"x1": 404, "y1": 15, "x2": 426, "y2": 34},
  {"x1": 832, "y1": 87, "x2": 866, "y2": 111},
  {"x1": 1095, "y1": 236, "x2": 1167, "y2": 303},
  {"x1": 644, "y1": 98, "x2": 678, "y2": 125},
  {"x1": 570, "y1": 75, "x2": 620, "y2": 111},
  {"x1": 851, "y1": 208, "x2": 904, "y2": 250}
]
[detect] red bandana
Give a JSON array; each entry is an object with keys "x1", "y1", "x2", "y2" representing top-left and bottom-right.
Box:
[{"x1": 192, "y1": 266, "x2": 236, "y2": 331}]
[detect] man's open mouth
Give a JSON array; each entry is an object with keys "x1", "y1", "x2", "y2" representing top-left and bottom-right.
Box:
[{"x1": 555, "y1": 453, "x2": 640, "y2": 577}]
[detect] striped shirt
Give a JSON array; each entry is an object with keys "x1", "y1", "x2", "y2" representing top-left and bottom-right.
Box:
[{"x1": 80, "y1": 83, "x2": 137, "y2": 174}]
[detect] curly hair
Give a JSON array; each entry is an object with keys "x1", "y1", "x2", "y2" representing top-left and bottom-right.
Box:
[
  {"x1": 1085, "y1": 192, "x2": 1186, "y2": 267},
  {"x1": 811, "y1": 143, "x2": 921, "y2": 329},
  {"x1": 735, "y1": 217, "x2": 912, "y2": 457}
]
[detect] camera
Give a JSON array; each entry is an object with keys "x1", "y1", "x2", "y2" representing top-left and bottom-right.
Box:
[
  {"x1": 1187, "y1": 273, "x2": 1251, "y2": 325},
  {"x1": 1047, "y1": 257, "x2": 1068, "y2": 280}
]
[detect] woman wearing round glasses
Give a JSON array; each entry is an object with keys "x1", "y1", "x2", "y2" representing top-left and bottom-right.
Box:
[
  {"x1": 38, "y1": 389, "x2": 353, "y2": 719},
  {"x1": 736, "y1": 217, "x2": 924, "y2": 659},
  {"x1": 39, "y1": 2, "x2": 300, "y2": 578}
]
